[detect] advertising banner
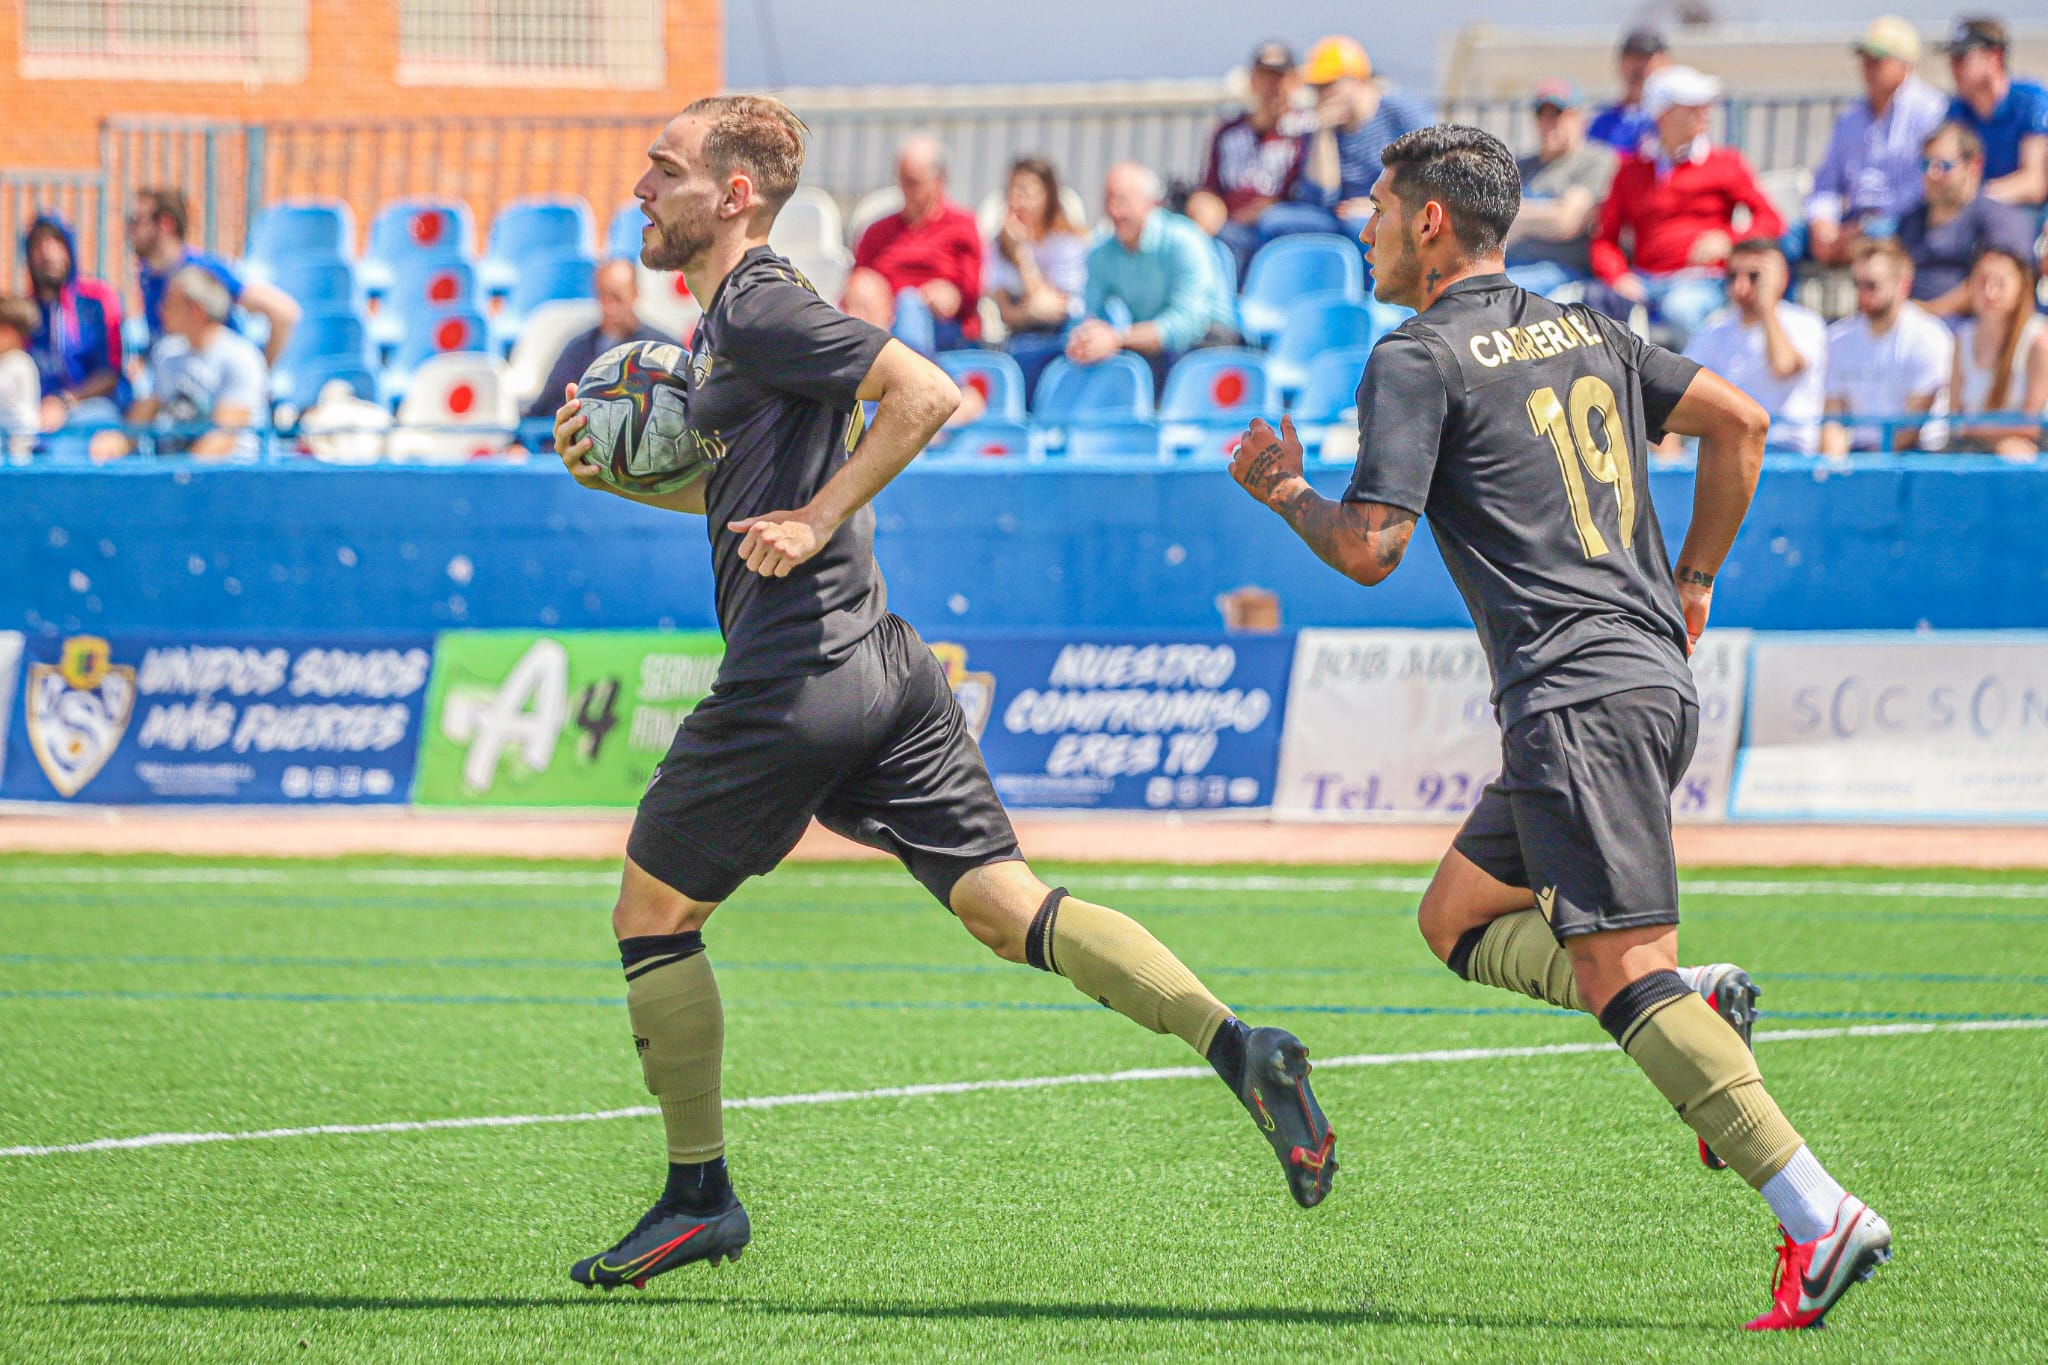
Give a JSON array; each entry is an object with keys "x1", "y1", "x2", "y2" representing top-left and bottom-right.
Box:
[
  {"x1": 415, "y1": 631, "x2": 724, "y2": 806},
  {"x1": 1272, "y1": 629, "x2": 1748, "y2": 822},
  {"x1": 930, "y1": 634, "x2": 1293, "y2": 811},
  {"x1": 0, "y1": 632, "x2": 432, "y2": 804},
  {"x1": 1732, "y1": 634, "x2": 2048, "y2": 820},
  {"x1": 0, "y1": 631, "x2": 21, "y2": 790}
]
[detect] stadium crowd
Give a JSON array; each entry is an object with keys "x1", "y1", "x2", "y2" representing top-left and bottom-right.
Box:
[{"x1": 4, "y1": 13, "x2": 2046, "y2": 461}]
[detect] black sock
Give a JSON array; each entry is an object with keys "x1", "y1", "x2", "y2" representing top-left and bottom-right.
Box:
[
  {"x1": 1206, "y1": 1017, "x2": 1250, "y2": 1090},
  {"x1": 660, "y1": 1155, "x2": 732, "y2": 1214}
]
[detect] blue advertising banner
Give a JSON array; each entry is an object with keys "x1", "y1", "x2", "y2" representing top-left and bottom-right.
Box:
[
  {"x1": 1, "y1": 632, "x2": 434, "y2": 805},
  {"x1": 928, "y1": 634, "x2": 1294, "y2": 811}
]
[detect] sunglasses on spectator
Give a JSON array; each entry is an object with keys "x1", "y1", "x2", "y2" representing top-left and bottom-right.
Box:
[{"x1": 1921, "y1": 158, "x2": 1962, "y2": 174}]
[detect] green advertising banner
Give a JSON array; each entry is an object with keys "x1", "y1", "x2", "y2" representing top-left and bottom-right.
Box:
[{"x1": 415, "y1": 631, "x2": 723, "y2": 807}]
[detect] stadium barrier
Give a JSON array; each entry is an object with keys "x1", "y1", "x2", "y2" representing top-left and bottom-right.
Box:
[{"x1": 5, "y1": 625, "x2": 2045, "y2": 823}]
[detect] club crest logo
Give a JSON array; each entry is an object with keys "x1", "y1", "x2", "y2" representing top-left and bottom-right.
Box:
[
  {"x1": 928, "y1": 643, "x2": 995, "y2": 742},
  {"x1": 26, "y1": 635, "x2": 136, "y2": 798},
  {"x1": 690, "y1": 347, "x2": 714, "y2": 388}
]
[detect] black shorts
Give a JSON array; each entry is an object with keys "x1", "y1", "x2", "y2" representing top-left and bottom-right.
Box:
[
  {"x1": 1453, "y1": 686, "x2": 1698, "y2": 940},
  {"x1": 627, "y1": 613, "x2": 1021, "y2": 906}
]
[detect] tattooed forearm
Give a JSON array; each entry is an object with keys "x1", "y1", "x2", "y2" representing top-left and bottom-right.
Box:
[
  {"x1": 1273, "y1": 485, "x2": 1417, "y2": 585},
  {"x1": 1676, "y1": 566, "x2": 1715, "y2": 588}
]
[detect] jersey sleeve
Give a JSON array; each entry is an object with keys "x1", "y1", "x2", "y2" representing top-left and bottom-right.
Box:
[
  {"x1": 1343, "y1": 330, "x2": 1449, "y2": 515},
  {"x1": 720, "y1": 273, "x2": 892, "y2": 407}
]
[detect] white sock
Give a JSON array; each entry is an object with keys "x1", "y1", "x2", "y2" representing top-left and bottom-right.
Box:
[
  {"x1": 1675, "y1": 964, "x2": 1707, "y2": 992},
  {"x1": 1760, "y1": 1146, "x2": 1847, "y2": 1243}
]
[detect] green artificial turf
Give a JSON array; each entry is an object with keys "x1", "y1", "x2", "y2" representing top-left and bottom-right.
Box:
[{"x1": 1, "y1": 854, "x2": 2043, "y2": 1362}]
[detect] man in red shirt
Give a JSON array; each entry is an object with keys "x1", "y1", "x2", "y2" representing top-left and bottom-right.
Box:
[
  {"x1": 843, "y1": 134, "x2": 982, "y2": 350},
  {"x1": 1590, "y1": 64, "x2": 1784, "y2": 340}
]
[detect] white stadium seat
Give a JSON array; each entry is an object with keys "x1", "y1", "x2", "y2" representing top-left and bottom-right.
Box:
[
  {"x1": 505, "y1": 299, "x2": 601, "y2": 409},
  {"x1": 389, "y1": 353, "x2": 519, "y2": 463}
]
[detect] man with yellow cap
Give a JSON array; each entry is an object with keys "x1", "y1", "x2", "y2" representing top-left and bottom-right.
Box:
[
  {"x1": 1296, "y1": 35, "x2": 1434, "y2": 245},
  {"x1": 1805, "y1": 16, "x2": 1948, "y2": 267}
]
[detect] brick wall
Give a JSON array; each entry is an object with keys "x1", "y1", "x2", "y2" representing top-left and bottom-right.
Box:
[{"x1": 3, "y1": 1, "x2": 722, "y2": 270}]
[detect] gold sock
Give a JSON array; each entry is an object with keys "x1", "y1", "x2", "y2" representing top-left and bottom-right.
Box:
[
  {"x1": 1027, "y1": 890, "x2": 1232, "y2": 1054},
  {"x1": 1450, "y1": 909, "x2": 1586, "y2": 1012},
  {"x1": 626, "y1": 950, "x2": 725, "y2": 1163},
  {"x1": 1613, "y1": 982, "x2": 1803, "y2": 1189}
]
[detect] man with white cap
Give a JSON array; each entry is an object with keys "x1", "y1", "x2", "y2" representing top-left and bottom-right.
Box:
[
  {"x1": 1805, "y1": 16, "x2": 1949, "y2": 267},
  {"x1": 1590, "y1": 63, "x2": 1783, "y2": 340}
]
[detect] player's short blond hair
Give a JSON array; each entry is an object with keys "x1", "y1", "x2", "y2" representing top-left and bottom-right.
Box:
[{"x1": 681, "y1": 95, "x2": 808, "y2": 218}]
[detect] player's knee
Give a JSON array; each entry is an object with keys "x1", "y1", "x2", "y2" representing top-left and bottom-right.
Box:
[
  {"x1": 1415, "y1": 888, "x2": 1461, "y2": 963},
  {"x1": 611, "y1": 886, "x2": 716, "y2": 941},
  {"x1": 948, "y1": 860, "x2": 1043, "y2": 964}
]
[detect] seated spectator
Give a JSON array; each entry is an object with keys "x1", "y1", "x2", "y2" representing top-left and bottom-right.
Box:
[
  {"x1": 1505, "y1": 80, "x2": 1617, "y2": 294},
  {"x1": 1898, "y1": 121, "x2": 2038, "y2": 316},
  {"x1": 1067, "y1": 163, "x2": 1238, "y2": 389},
  {"x1": 89, "y1": 266, "x2": 267, "y2": 463},
  {"x1": 986, "y1": 156, "x2": 1091, "y2": 394},
  {"x1": 1943, "y1": 18, "x2": 2048, "y2": 208},
  {"x1": 127, "y1": 187, "x2": 300, "y2": 365},
  {"x1": 1289, "y1": 36, "x2": 1432, "y2": 242},
  {"x1": 524, "y1": 259, "x2": 673, "y2": 420},
  {"x1": 1681, "y1": 239, "x2": 1827, "y2": 455},
  {"x1": 1950, "y1": 247, "x2": 2048, "y2": 457},
  {"x1": 1590, "y1": 66, "x2": 1784, "y2": 341},
  {"x1": 1804, "y1": 17, "x2": 1949, "y2": 266},
  {"x1": 1185, "y1": 42, "x2": 1316, "y2": 276},
  {"x1": 21, "y1": 215, "x2": 124, "y2": 436},
  {"x1": 843, "y1": 135, "x2": 981, "y2": 351},
  {"x1": 1821, "y1": 239, "x2": 1954, "y2": 455},
  {"x1": 0, "y1": 296, "x2": 39, "y2": 457},
  {"x1": 1587, "y1": 29, "x2": 1670, "y2": 154}
]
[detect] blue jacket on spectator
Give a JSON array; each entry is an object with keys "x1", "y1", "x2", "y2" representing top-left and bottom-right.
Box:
[{"x1": 21, "y1": 215, "x2": 128, "y2": 409}]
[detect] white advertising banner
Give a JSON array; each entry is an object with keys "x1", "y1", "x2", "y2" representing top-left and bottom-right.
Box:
[
  {"x1": 1732, "y1": 635, "x2": 2048, "y2": 820},
  {"x1": 1273, "y1": 629, "x2": 1747, "y2": 823},
  {"x1": 0, "y1": 631, "x2": 21, "y2": 789}
]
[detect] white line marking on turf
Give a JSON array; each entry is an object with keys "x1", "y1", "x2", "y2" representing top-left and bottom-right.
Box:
[
  {"x1": 5, "y1": 1016, "x2": 2042, "y2": 1160},
  {"x1": 6, "y1": 866, "x2": 2048, "y2": 900}
]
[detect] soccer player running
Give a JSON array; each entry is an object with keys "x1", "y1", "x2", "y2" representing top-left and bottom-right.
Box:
[
  {"x1": 549, "y1": 95, "x2": 1336, "y2": 1289},
  {"x1": 1227, "y1": 126, "x2": 1890, "y2": 1331}
]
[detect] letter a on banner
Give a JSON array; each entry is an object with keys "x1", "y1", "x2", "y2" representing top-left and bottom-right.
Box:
[{"x1": 441, "y1": 639, "x2": 569, "y2": 794}]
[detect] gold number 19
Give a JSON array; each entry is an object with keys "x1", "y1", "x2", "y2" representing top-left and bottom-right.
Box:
[{"x1": 1526, "y1": 376, "x2": 1634, "y2": 559}]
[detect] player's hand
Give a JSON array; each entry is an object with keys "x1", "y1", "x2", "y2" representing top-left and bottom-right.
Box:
[
  {"x1": 553, "y1": 382, "x2": 605, "y2": 490},
  {"x1": 727, "y1": 509, "x2": 830, "y2": 578},
  {"x1": 1674, "y1": 567, "x2": 1713, "y2": 656},
  {"x1": 1229, "y1": 415, "x2": 1306, "y2": 507},
  {"x1": 1612, "y1": 273, "x2": 1650, "y2": 304}
]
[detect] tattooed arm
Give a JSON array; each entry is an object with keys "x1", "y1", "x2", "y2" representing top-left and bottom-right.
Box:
[{"x1": 1229, "y1": 416, "x2": 1417, "y2": 586}]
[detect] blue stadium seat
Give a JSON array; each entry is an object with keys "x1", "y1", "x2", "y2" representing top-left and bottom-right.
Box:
[
  {"x1": 491, "y1": 250, "x2": 597, "y2": 352},
  {"x1": 278, "y1": 309, "x2": 369, "y2": 369},
  {"x1": 1291, "y1": 345, "x2": 1376, "y2": 423},
  {"x1": 1158, "y1": 348, "x2": 1269, "y2": 460},
  {"x1": 360, "y1": 198, "x2": 478, "y2": 298},
  {"x1": 480, "y1": 195, "x2": 597, "y2": 296},
  {"x1": 1239, "y1": 235, "x2": 1365, "y2": 346},
  {"x1": 382, "y1": 307, "x2": 493, "y2": 404},
  {"x1": 1033, "y1": 353, "x2": 1154, "y2": 422},
  {"x1": 246, "y1": 199, "x2": 355, "y2": 271},
  {"x1": 1209, "y1": 233, "x2": 1238, "y2": 295},
  {"x1": 1267, "y1": 292, "x2": 1393, "y2": 398},
  {"x1": 371, "y1": 258, "x2": 480, "y2": 349},
  {"x1": 607, "y1": 201, "x2": 647, "y2": 259},
  {"x1": 267, "y1": 258, "x2": 359, "y2": 317},
  {"x1": 938, "y1": 350, "x2": 1027, "y2": 422},
  {"x1": 925, "y1": 420, "x2": 1033, "y2": 460}
]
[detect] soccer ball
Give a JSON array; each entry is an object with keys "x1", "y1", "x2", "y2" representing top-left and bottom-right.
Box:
[{"x1": 574, "y1": 340, "x2": 705, "y2": 494}]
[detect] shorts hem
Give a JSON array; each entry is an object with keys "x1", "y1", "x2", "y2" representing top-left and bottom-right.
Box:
[
  {"x1": 626, "y1": 815, "x2": 755, "y2": 905},
  {"x1": 1549, "y1": 909, "x2": 1681, "y2": 940}
]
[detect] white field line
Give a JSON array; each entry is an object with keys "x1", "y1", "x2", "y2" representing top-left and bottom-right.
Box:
[
  {"x1": 5, "y1": 865, "x2": 2048, "y2": 900},
  {"x1": 5, "y1": 1016, "x2": 2042, "y2": 1161}
]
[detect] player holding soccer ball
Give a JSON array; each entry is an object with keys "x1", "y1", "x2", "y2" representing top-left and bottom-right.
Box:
[
  {"x1": 1228, "y1": 126, "x2": 1889, "y2": 1331},
  {"x1": 551, "y1": 96, "x2": 1336, "y2": 1290}
]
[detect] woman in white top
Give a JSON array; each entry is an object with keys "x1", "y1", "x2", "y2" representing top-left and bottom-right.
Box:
[
  {"x1": 985, "y1": 156, "x2": 1090, "y2": 336},
  {"x1": 1950, "y1": 247, "x2": 2048, "y2": 458}
]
